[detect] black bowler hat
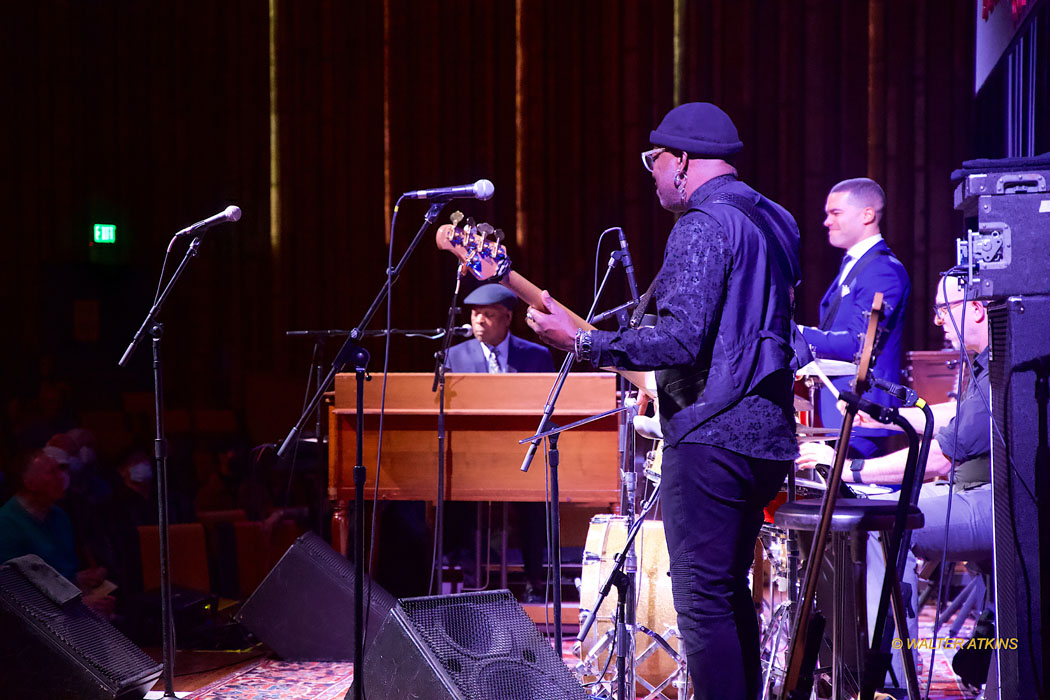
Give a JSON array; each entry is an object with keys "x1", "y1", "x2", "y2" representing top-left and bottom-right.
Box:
[
  {"x1": 650, "y1": 102, "x2": 743, "y2": 158},
  {"x1": 463, "y1": 284, "x2": 517, "y2": 310}
]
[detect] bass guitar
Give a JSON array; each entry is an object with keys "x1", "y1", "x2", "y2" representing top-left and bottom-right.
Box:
[{"x1": 435, "y1": 212, "x2": 656, "y2": 397}]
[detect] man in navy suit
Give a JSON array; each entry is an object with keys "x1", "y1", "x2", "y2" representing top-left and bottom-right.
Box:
[
  {"x1": 800, "y1": 178, "x2": 910, "y2": 457},
  {"x1": 444, "y1": 284, "x2": 553, "y2": 602},
  {"x1": 446, "y1": 284, "x2": 555, "y2": 374}
]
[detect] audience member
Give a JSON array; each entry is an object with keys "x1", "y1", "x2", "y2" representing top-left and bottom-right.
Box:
[{"x1": 0, "y1": 449, "x2": 115, "y2": 616}]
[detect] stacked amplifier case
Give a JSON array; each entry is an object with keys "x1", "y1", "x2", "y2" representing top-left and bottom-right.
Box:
[{"x1": 954, "y1": 163, "x2": 1050, "y2": 700}]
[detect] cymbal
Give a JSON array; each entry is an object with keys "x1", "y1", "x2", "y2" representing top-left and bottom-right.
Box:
[
  {"x1": 794, "y1": 477, "x2": 827, "y2": 491},
  {"x1": 796, "y1": 425, "x2": 840, "y2": 436},
  {"x1": 797, "y1": 434, "x2": 838, "y2": 443},
  {"x1": 796, "y1": 359, "x2": 858, "y2": 378}
]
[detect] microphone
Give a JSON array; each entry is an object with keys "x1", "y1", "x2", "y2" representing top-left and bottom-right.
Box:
[
  {"x1": 451, "y1": 324, "x2": 473, "y2": 338},
  {"x1": 615, "y1": 227, "x2": 640, "y2": 301},
  {"x1": 403, "y1": 179, "x2": 495, "y2": 201},
  {"x1": 175, "y1": 206, "x2": 242, "y2": 236},
  {"x1": 872, "y1": 376, "x2": 920, "y2": 407}
]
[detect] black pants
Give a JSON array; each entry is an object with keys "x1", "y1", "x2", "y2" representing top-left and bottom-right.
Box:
[{"x1": 661, "y1": 442, "x2": 791, "y2": 700}]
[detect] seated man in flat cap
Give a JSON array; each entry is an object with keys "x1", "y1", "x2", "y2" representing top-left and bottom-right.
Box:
[
  {"x1": 447, "y1": 283, "x2": 554, "y2": 374},
  {"x1": 443, "y1": 283, "x2": 553, "y2": 602}
]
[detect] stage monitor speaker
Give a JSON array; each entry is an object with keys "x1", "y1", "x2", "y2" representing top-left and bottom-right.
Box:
[
  {"x1": 235, "y1": 531, "x2": 395, "y2": 661},
  {"x1": 0, "y1": 555, "x2": 162, "y2": 700},
  {"x1": 352, "y1": 589, "x2": 588, "y2": 700},
  {"x1": 987, "y1": 295, "x2": 1050, "y2": 700}
]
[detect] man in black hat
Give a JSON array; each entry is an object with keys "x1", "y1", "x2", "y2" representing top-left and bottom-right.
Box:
[
  {"x1": 447, "y1": 283, "x2": 554, "y2": 374},
  {"x1": 527, "y1": 102, "x2": 801, "y2": 700}
]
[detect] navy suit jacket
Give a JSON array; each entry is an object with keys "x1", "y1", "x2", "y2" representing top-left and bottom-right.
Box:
[
  {"x1": 800, "y1": 239, "x2": 910, "y2": 436},
  {"x1": 445, "y1": 334, "x2": 555, "y2": 373}
]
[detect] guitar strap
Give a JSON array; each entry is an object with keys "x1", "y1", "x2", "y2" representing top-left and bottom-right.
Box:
[{"x1": 704, "y1": 192, "x2": 810, "y2": 368}]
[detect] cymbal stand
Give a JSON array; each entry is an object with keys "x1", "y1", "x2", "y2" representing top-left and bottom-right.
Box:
[{"x1": 576, "y1": 482, "x2": 660, "y2": 700}]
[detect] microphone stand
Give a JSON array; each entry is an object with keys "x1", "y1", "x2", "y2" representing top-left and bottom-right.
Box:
[
  {"x1": 117, "y1": 234, "x2": 208, "y2": 700},
  {"x1": 430, "y1": 264, "x2": 465, "y2": 593},
  {"x1": 838, "y1": 392, "x2": 927, "y2": 700},
  {"x1": 274, "y1": 200, "x2": 444, "y2": 700},
  {"x1": 517, "y1": 249, "x2": 625, "y2": 655},
  {"x1": 575, "y1": 477, "x2": 663, "y2": 700},
  {"x1": 284, "y1": 330, "x2": 337, "y2": 536}
]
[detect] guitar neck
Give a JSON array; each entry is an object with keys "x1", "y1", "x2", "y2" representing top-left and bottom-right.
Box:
[
  {"x1": 499, "y1": 271, "x2": 656, "y2": 396},
  {"x1": 500, "y1": 272, "x2": 595, "y2": 331}
]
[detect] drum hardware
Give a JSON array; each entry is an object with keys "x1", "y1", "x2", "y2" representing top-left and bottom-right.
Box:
[
  {"x1": 796, "y1": 358, "x2": 860, "y2": 378},
  {"x1": 577, "y1": 485, "x2": 688, "y2": 700},
  {"x1": 643, "y1": 447, "x2": 663, "y2": 484}
]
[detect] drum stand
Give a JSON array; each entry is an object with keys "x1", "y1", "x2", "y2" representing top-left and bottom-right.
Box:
[
  {"x1": 759, "y1": 529, "x2": 796, "y2": 700},
  {"x1": 576, "y1": 471, "x2": 691, "y2": 700}
]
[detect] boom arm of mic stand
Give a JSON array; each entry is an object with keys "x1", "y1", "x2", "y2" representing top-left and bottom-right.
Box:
[
  {"x1": 520, "y1": 250, "x2": 619, "y2": 473},
  {"x1": 276, "y1": 201, "x2": 445, "y2": 460},
  {"x1": 119, "y1": 237, "x2": 201, "y2": 367}
]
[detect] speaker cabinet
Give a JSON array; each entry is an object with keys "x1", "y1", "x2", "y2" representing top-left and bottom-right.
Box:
[
  {"x1": 353, "y1": 590, "x2": 587, "y2": 700},
  {"x1": 235, "y1": 531, "x2": 395, "y2": 661},
  {"x1": 988, "y1": 295, "x2": 1050, "y2": 700},
  {"x1": 0, "y1": 556, "x2": 162, "y2": 700}
]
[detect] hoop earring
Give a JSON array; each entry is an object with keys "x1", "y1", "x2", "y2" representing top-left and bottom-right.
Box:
[{"x1": 674, "y1": 170, "x2": 688, "y2": 199}]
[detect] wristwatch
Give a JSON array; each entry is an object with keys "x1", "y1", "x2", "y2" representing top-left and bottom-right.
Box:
[{"x1": 849, "y1": 458, "x2": 865, "y2": 484}]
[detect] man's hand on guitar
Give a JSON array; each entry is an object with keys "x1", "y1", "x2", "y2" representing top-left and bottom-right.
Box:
[{"x1": 526, "y1": 290, "x2": 577, "y2": 353}]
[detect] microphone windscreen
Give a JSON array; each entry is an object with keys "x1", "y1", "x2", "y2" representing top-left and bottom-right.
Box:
[
  {"x1": 225, "y1": 205, "x2": 243, "y2": 222},
  {"x1": 474, "y1": 179, "x2": 495, "y2": 201}
]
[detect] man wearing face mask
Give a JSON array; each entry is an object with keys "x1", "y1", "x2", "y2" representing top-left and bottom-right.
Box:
[
  {"x1": 103, "y1": 451, "x2": 158, "y2": 597},
  {"x1": 0, "y1": 449, "x2": 115, "y2": 615}
]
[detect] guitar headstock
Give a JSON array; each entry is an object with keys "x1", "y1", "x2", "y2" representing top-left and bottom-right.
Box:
[
  {"x1": 852, "y1": 292, "x2": 885, "y2": 394},
  {"x1": 435, "y1": 211, "x2": 511, "y2": 281}
]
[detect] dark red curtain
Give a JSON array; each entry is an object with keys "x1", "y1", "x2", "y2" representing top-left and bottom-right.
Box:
[{"x1": 1, "y1": 1, "x2": 975, "y2": 446}]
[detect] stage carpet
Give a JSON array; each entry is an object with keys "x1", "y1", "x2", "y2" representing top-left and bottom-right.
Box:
[{"x1": 169, "y1": 624, "x2": 979, "y2": 700}]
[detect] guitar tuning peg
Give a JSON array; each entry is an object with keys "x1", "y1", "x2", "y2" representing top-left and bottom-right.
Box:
[
  {"x1": 477, "y1": 222, "x2": 494, "y2": 236},
  {"x1": 450, "y1": 211, "x2": 464, "y2": 227},
  {"x1": 493, "y1": 228, "x2": 505, "y2": 243}
]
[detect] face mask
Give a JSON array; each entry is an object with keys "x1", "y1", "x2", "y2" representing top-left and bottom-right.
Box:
[
  {"x1": 79, "y1": 446, "x2": 96, "y2": 465},
  {"x1": 129, "y1": 462, "x2": 153, "y2": 483}
]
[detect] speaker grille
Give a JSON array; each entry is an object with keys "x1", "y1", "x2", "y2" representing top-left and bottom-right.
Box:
[
  {"x1": 0, "y1": 564, "x2": 161, "y2": 692},
  {"x1": 396, "y1": 590, "x2": 587, "y2": 700},
  {"x1": 236, "y1": 531, "x2": 396, "y2": 661}
]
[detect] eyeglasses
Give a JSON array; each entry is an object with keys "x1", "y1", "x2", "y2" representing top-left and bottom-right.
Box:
[
  {"x1": 641, "y1": 147, "x2": 667, "y2": 172},
  {"x1": 932, "y1": 300, "x2": 966, "y2": 319}
]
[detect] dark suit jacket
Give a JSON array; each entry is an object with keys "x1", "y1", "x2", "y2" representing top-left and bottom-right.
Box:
[
  {"x1": 445, "y1": 334, "x2": 555, "y2": 373},
  {"x1": 800, "y1": 238, "x2": 910, "y2": 439}
]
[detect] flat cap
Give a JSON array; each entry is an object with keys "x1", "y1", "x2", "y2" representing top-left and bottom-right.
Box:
[{"x1": 463, "y1": 284, "x2": 517, "y2": 309}]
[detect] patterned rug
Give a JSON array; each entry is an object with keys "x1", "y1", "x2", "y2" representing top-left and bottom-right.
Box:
[
  {"x1": 912, "y1": 608, "x2": 981, "y2": 699},
  {"x1": 179, "y1": 611, "x2": 980, "y2": 699},
  {"x1": 187, "y1": 659, "x2": 354, "y2": 700}
]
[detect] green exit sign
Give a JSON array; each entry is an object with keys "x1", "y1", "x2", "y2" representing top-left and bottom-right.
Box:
[{"x1": 93, "y1": 224, "x2": 116, "y2": 244}]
